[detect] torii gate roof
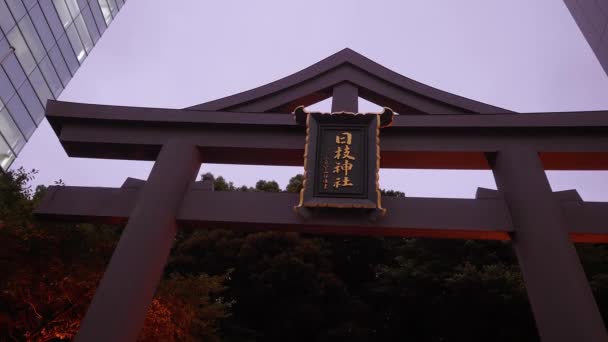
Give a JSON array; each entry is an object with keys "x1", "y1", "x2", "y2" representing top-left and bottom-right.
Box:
[
  {"x1": 187, "y1": 48, "x2": 510, "y2": 114},
  {"x1": 45, "y1": 49, "x2": 608, "y2": 169}
]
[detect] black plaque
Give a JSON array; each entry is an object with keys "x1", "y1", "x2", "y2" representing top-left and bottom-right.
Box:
[{"x1": 294, "y1": 106, "x2": 393, "y2": 215}]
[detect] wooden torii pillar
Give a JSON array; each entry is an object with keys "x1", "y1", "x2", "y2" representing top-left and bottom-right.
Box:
[{"x1": 36, "y1": 49, "x2": 608, "y2": 341}]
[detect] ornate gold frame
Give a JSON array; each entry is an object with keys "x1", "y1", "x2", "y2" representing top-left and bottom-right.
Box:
[{"x1": 293, "y1": 106, "x2": 393, "y2": 215}]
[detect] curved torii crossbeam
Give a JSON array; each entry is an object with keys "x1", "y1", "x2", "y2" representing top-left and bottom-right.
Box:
[
  {"x1": 188, "y1": 48, "x2": 510, "y2": 114},
  {"x1": 37, "y1": 49, "x2": 608, "y2": 342}
]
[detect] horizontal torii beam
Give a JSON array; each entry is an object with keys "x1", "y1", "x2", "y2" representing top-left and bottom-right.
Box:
[
  {"x1": 34, "y1": 180, "x2": 608, "y2": 243},
  {"x1": 46, "y1": 100, "x2": 608, "y2": 169}
]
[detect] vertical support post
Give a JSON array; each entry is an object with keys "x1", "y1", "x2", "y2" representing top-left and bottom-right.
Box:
[
  {"x1": 488, "y1": 147, "x2": 607, "y2": 342},
  {"x1": 332, "y1": 82, "x2": 358, "y2": 112},
  {"x1": 75, "y1": 140, "x2": 201, "y2": 342}
]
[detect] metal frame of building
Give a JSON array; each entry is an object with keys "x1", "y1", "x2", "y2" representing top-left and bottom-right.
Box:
[
  {"x1": 563, "y1": 0, "x2": 608, "y2": 75},
  {"x1": 0, "y1": 0, "x2": 126, "y2": 170}
]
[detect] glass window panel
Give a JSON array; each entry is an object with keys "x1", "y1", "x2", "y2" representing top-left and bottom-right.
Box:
[
  {"x1": 64, "y1": 0, "x2": 81, "y2": 18},
  {"x1": 53, "y1": 0, "x2": 72, "y2": 28},
  {"x1": 0, "y1": 67, "x2": 16, "y2": 104},
  {"x1": 89, "y1": 0, "x2": 106, "y2": 35},
  {"x1": 0, "y1": 1, "x2": 16, "y2": 33},
  {"x1": 17, "y1": 80, "x2": 44, "y2": 123},
  {"x1": 74, "y1": 15, "x2": 92, "y2": 53},
  {"x1": 29, "y1": 4, "x2": 56, "y2": 52},
  {"x1": 29, "y1": 67, "x2": 53, "y2": 107},
  {"x1": 2, "y1": 54, "x2": 26, "y2": 88},
  {"x1": 97, "y1": 0, "x2": 112, "y2": 25},
  {"x1": 39, "y1": 56, "x2": 63, "y2": 97},
  {"x1": 77, "y1": 0, "x2": 88, "y2": 10},
  {"x1": 31, "y1": 107, "x2": 44, "y2": 124},
  {"x1": 107, "y1": 0, "x2": 117, "y2": 16},
  {"x1": 65, "y1": 23, "x2": 85, "y2": 62},
  {"x1": 57, "y1": 33, "x2": 78, "y2": 74},
  {"x1": 0, "y1": 37, "x2": 11, "y2": 62},
  {"x1": 0, "y1": 135, "x2": 16, "y2": 170},
  {"x1": 6, "y1": 26, "x2": 35, "y2": 74},
  {"x1": 17, "y1": 15, "x2": 45, "y2": 63},
  {"x1": 22, "y1": 0, "x2": 36, "y2": 10},
  {"x1": 6, "y1": 95, "x2": 35, "y2": 137},
  {"x1": 48, "y1": 44, "x2": 71, "y2": 85},
  {"x1": 39, "y1": 0, "x2": 65, "y2": 40},
  {"x1": 0, "y1": 106, "x2": 25, "y2": 152},
  {"x1": 5, "y1": 0, "x2": 26, "y2": 22},
  {"x1": 81, "y1": 5, "x2": 99, "y2": 44},
  {"x1": 116, "y1": 0, "x2": 123, "y2": 9}
]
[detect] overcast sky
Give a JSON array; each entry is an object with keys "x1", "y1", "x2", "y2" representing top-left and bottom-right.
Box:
[{"x1": 12, "y1": 0, "x2": 608, "y2": 200}]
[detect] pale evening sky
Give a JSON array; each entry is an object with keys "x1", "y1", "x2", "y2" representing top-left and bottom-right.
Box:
[{"x1": 12, "y1": 0, "x2": 608, "y2": 200}]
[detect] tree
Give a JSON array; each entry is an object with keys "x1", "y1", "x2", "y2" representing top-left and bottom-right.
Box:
[
  {"x1": 139, "y1": 274, "x2": 226, "y2": 342},
  {"x1": 6, "y1": 169, "x2": 608, "y2": 341},
  {"x1": 380, "y1": 188, "x2": 405, "y2": 197},
  {"x1": 0, "y1": 169, "x2": 122, "y2": 341},
  {"x1": 366, "y1": 239, "x2": 537, "y2": 341},
  {"x1": 213, "y1": 176, "x2": 236, "y2": 191},
  {"x1": 181, "y1": 173, "x2": 548, "y2": 341},
  {"x1": 0, "y1": 169, "x2": 225, "y2": 341},
  {"x1": 169, "y1": 229, "x2": 372, "y2": 341},
  {"x1": 285, "y1": 174, "x2": 304, "y2": 193},
  {"x1": 254, "y1": 180, "x2": 280, "y2": 192}
]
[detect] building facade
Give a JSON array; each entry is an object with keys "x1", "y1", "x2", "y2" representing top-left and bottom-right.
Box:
[
  {"x1": 0, "y1": 0, "x2": 126, "y2": 170},
  {"x1": 564, "y1": 0, "x2": 608, "y2": 75}
]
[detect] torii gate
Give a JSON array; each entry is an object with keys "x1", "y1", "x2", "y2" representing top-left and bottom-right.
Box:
[{"x1": 36, "y1": 49, "x2": 608, "y2": 341}]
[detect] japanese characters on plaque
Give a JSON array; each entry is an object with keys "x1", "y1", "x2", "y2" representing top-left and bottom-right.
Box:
[
  {"x1": 331, "y1": 132, "x2": 355, "y2": 189},
  {"x1": 293, "y1": 106, "x2": 394, "y2": 216},
  {"x1": 317, "y1": 129, "x2": 364, "y2": 195}
]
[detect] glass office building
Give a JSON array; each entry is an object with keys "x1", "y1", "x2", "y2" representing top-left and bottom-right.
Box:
[
  {"x1": 563, "y1": 0, "x2": 608, "y2": 76},
  {"x1": 0, "y1": 0, "x2": 126, "y2": 170}
]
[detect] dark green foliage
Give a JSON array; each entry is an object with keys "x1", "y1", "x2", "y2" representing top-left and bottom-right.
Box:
[
  {"x1": 365, "y1": 239, "x2": 536, "y2": 341},
  {"x1": 170, "y1": 228, "x2": 544, "y2": 341},
  {"x1": 578, "y1": 244, "x2": 608, "y2": 325},
  {"x1": 1, "y1": 169, "x2": 225, "y2": 341},
  {"x1": 213, "y1": 176, "x2": 236, "y2": 192},
  {"x1": 170, "y1": 173, "x2": 608, "y2": 341},
  {"x1": 203, "y1": 173, "x2": 281, "y2": 193},
  {"x1": 254, "y1": 180, "x2": 280, "y2": 192},
  {"x1": 173, "y1": 174, "x2": 546, "y2": 341},
  {"x1": 5, "y1": 170, "x2": 608, "y2": 341},
  {"x1": 0, "y1": 168, "x2": 123, "y2": 340},
  {"x1": 380, "y1": 188, "x2": 406, "y2": 197},
  {"x1": 286, "y1": 174, "x2": 304, "y2": 193},
  {"x1": 0, "y1": 168, "x2": 38, "y2": 227}
]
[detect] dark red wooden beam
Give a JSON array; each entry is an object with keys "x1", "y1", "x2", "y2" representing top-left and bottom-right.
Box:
[
  {"x1": 47, "y1": 100, "x2": 608, "y2": 131},
  {"x1": 34, "y1": 184, "x2": 608, "y2": 243},
  {"x1": 45, "y1": 100, "x2": 608, "y2": 170}
]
